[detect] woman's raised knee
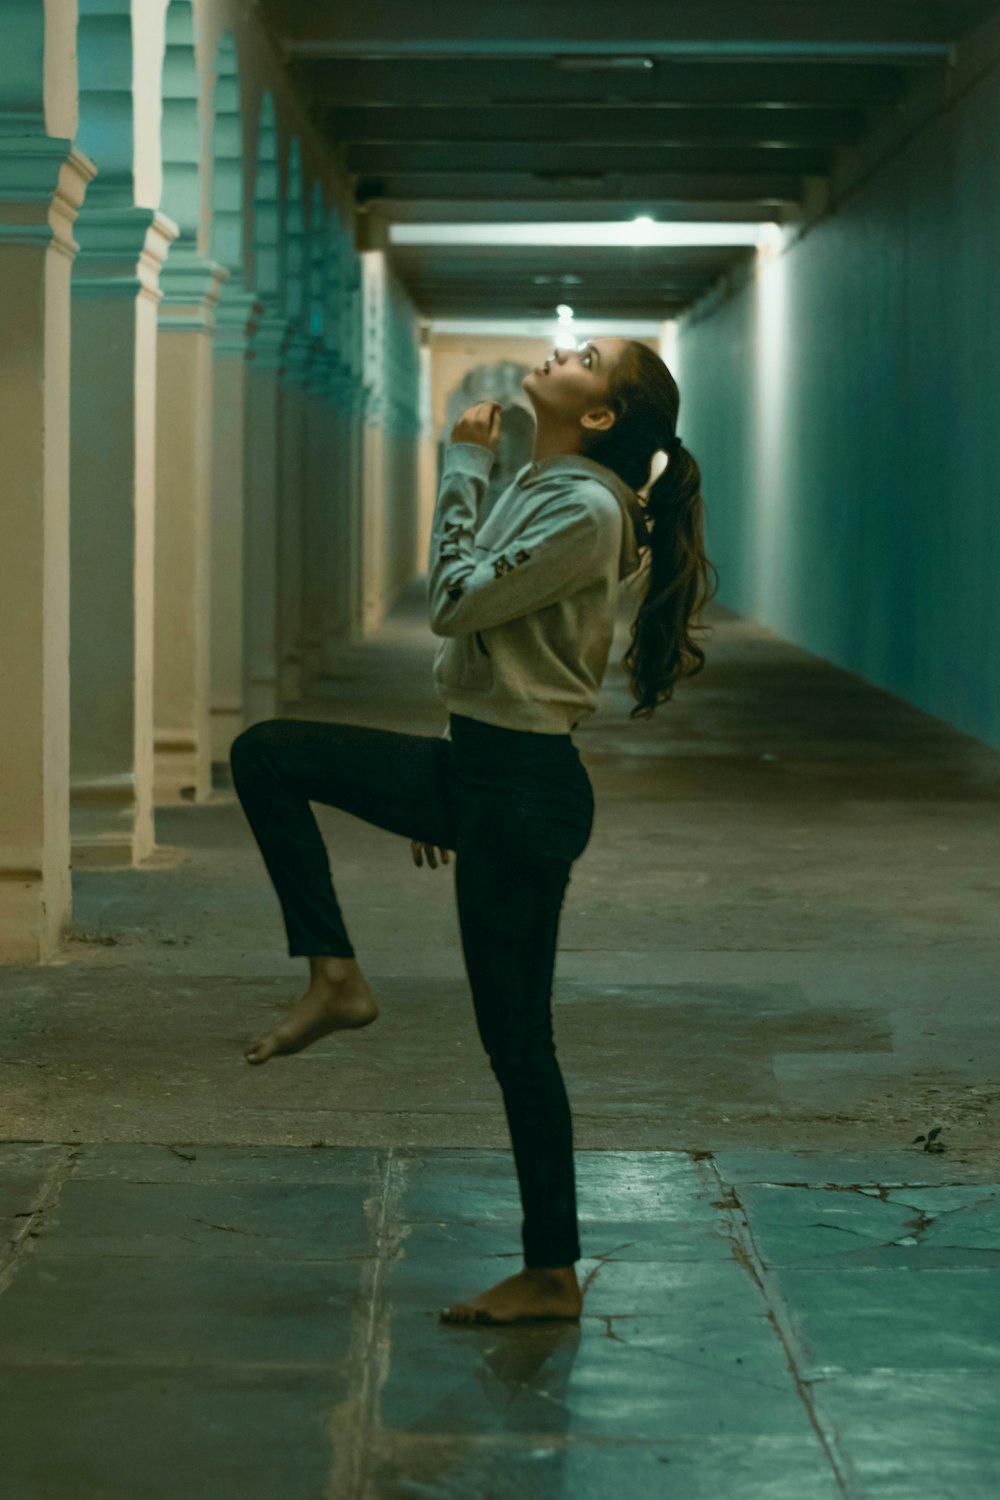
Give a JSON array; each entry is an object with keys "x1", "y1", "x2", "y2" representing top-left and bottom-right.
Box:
[{"x1": 229, "y1": 719, "x2": 293, "y2": 777}]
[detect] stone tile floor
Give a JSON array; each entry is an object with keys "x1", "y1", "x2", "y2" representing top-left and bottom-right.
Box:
[{"x1": 1, "y1": 1141, "x2": 997, "y2": 1499}]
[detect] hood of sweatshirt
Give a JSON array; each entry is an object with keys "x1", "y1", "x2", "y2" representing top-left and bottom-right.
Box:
[{"x1": 511, "y1": 452, "x2": 649, "y2": 581}]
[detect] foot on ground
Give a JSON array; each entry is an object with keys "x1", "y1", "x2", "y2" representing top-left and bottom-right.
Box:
[
  {"x1": 440, "y1": 1267, "x2": 583, "y2": 1326},
  {"x1": 245, "y1": 966, "x2": 378, "y2": 1064}
]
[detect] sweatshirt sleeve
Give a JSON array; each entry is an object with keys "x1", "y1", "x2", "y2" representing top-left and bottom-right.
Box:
[{"x1": 427, "y1": 441, "x2": 605, "y2": 637}]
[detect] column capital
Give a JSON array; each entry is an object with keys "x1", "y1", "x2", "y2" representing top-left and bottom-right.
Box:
[
  {"x1": 359, "y1": 384, "x2": 381, "y2": 423},
  {"x1": 246, "y1": 301, "x2": 288, "y2": 370},
  {"x1": 73, "y1": 208, "x2": 179, "y2": 302},
  {"x1": 213, "y1": 284, "x2": 258, "y2": 357},
  {"x1": 325, "y1": 367, "x2": 361, "y2": 408},
  {"x1": 304, "y1": 344, "x2": 336, "y2": 397},
  {"x1": 0, "y1": 138, "x2": 96, "y2": 257},
  {"x1": 158, "y1": 241, "x2": 229, "y2": 330},
  {"x1": 280, "y1": 327, "x2": 314, "y2": 385}
]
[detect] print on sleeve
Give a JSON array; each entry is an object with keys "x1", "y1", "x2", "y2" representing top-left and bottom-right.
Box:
[
  {"x1": 490, "y1": 547, "x2": 533, "y2": 579},
  {"x1": 438, "y1": 519, "x2": 471, "y2": 563}
]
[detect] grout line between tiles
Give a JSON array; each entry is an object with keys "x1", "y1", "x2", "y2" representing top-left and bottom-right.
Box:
[
  {"x1": 325, "y1": 1147, "x2": 406, "y2": 1500},
  {"x1": 0, "y1": 1148, "x2": 79, "y2": 1299},
  {"x1": 701, "y1": 1156, "x2": 866, "y2": 1500}
]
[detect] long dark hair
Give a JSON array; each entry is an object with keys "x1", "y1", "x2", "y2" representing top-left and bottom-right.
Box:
[{"x1": 578, "y1": 340, "x2": 719, "y2": 719}]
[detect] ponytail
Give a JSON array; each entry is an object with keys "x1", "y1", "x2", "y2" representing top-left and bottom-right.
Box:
[
  {"x1": 578, "y1": 340, "x2": 719, "y2": 720},
  {"x1": 623, "y1": 440, "x2": 719, "y2": 718}
]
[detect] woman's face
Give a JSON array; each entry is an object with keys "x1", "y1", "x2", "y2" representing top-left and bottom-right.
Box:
[{"x1": 522, "y1": 336, "x2": 629, "y2": 428}]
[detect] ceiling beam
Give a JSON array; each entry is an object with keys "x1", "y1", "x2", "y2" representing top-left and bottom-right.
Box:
[
  {"x1": 392, "y1": 246, "x2": 742, "y2": 268},
  {"x1": 289, "y1": 59, "x2": 913, "y2": 108},
  {"x1": 273, "y1": 0, "x2": 986, "y2": 59},
  {"x1": 402, "y1": 269, "x2": 735, "y2": 286},
  {"x1": 354, "y1": 172, "x2": 806, "y2": 204},
  {"x1": 345, "y1": 143, "x2": 831, "y2": 175},
  {"x1": 413, "y1": 299, "x2": 694, "y2": 316},
  {"x1": 374, "y1": 198, "x2": 799, "y2": 223},
  {"x1": 322, "y1": 105, "x2": 867, "y2": 147},
  {"x1": 412, "y1": 284, "x2": 721, "y2": 299}
]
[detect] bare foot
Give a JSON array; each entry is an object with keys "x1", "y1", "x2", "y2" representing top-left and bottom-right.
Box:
[
  {"x1": 440, "y1": 1266, "x2": 583, "y2": 1326},
  {"x1": 245, "y1": 957, "x2": 378, "y2": 1065}
]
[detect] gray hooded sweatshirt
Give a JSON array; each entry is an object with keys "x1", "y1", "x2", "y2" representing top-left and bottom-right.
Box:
[{"x1": 428, "y1": 441, "x2": 649, "y2": 737}]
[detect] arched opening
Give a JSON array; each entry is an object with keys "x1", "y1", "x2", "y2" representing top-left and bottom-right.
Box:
[
  {"x1": 251, "y1": 93, "x2": 279, "y2": 305},
  {"x1": 209, "y1": 32, "x2": 243, "y2": 278},
  {"x1": 76, "y1": 0, "x2": 159, "y2": 208},
  {"x1": 324, "y1": 202, "x2": 347, "y2": 361},
  {"x1": 160, "y1": 0, "x2": 200, "y2": 240},
  {"x1": 306, "y1": 183, "x2": 327, "y2": 343},
  {"x1": 281, "y1": 139, "x2": 306, "y2": 331}
]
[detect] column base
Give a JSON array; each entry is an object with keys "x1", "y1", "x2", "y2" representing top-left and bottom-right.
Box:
[
  {"x1": 0, "y1": 874, "x2": 66, "y2": 964},
  {"x1": 70, "y1": 774, "x2": 154, "y2": 868},
  {"x1": 154, "y1": 731, "x2": 212, "y2": 806},
  {"x1": 210, "y1": 704, "x2": 244, "y2": 764},
  {"x1": 322, "y1": 628, "x2": 358, "y2": 675},
  {"x1": 300, "y1": 637, "x2": 324, "y2": 691},
  {"x1": 280, "y1": 652, "x2": 303, "y2": 704},
  {"x1": 244, "y1": 677, "x2": 280, "y2": 727}
]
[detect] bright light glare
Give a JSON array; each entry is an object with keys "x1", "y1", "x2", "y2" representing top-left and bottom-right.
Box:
[
  {"x1": 757, "y1": 222, "x2": 785, "y2": 259},
  {"x1": 659, "y1": 318, "x2": 680, "y2": 373},
  {"x1": 553, "y1": 302, "x2": 576, "y2": 347},
  {"x1": 390, "y1": 221, "x2": 773, "y2": 248}
]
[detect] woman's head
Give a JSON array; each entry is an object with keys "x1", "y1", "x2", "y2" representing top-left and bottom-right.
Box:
[
  {"x1": 525, "y1": 337, "x2": 718, "y2": 718},
  {"x1": 522, "y1": 336, "x2": 631, "y2": 443}
]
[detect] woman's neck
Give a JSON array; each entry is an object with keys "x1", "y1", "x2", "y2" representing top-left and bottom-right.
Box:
[{"x1": 530, "y1": 420, "x2": 585, "y2": 463}]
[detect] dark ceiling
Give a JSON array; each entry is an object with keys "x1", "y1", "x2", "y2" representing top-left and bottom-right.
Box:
[{"x1": 263, "y1": 1, "x2": 1000, "y2": 320}]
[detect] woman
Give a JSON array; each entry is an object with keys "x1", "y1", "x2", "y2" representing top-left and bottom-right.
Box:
[{"x1": 229, "y1": 337, "x2": 718, "y2": 1326}]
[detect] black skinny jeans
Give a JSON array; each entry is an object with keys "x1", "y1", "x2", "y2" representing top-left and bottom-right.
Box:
[{"x1": 229, "y1": 711, "x2": 595, "y2": 1269}]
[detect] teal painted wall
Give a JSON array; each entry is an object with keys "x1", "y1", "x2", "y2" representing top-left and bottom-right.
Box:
[{"x1": 676, "y1": 69, "x2": 1000, "y2": 749}]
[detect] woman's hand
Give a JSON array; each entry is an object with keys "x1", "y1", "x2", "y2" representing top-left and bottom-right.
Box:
[
  {"x1": 410, "y1": 840, "x2": 451, "y2": 869},
  {"x1": 450, "y1": 401, "x2": 502, "y2": 452}
]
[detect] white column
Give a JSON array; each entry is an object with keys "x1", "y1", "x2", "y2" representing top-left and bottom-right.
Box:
[
  {"x1": 320, "y1": 373, "x2": 353, "y2": 670},
  {"x1": 360, "y1": 392, "x2": 386, "y2": 636},
  {"x1": 154, "y1": 246, "x2": 227, "y2": 804},
  {"x1": 70, "y1": 208, "x2": 177, "y2": 865},
  {"x1": 0, "y1": 141, "x2": 94, "y2": 961},
  {"x1": 278, "y1": 331, "x2": 312, "y2": 703},
  {"x1": 347, "y1": 386, "x2": 372, "y2": 645},
  {"x1": 330, "y1": 384, "x2": 353, "y2": 651},
  {"x1": 300, "y1": 346, "x2": 333, "y2": 690},
  {"x1": 209, "y1": 286, "x2": 256, "y2": 761},
  {"x1": 242, "y1": 305, "x2": 287, "y2": 724}
]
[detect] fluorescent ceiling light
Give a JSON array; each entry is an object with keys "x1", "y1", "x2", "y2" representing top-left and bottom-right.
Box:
[
  {"x1": 427, "y1": 318, "x2": 665, "y2": 337},
  {"x1": 390, "y1": 221, "x2": 766, "y2": 248},
  {"x1": 554, "y1": 56, "x2": 655, "y2": 71}
]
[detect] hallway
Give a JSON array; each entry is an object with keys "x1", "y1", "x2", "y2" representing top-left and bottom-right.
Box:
[
  {"x1": 4, "y1": 1, "x2": 1000, "y2": 1492},
  {"x1": 1, "y1": 592, "x2": 998, "y2": 1497}
]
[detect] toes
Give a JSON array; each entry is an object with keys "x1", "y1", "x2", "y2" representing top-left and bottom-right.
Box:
[
  {"x1": 440, "y1": 1302, "x2": 497, "y2": 1325},
  {"x1": 244, "y1": 1036, "x2": 276, "y2": 1065},
  {"x1": 440, "y1": 1303, "x2": 473, "y2": 1323}
]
